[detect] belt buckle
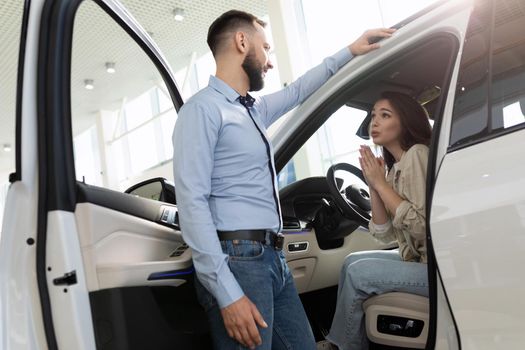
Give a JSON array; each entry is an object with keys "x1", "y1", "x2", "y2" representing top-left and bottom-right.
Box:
[{"x1": 273, "y1": 234, "x2": 284, "y2": 251}]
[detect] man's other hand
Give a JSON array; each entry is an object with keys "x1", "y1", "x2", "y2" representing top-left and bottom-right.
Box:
[{"x1": 221, "y1": 296, "x2": 268, "y2": 349}]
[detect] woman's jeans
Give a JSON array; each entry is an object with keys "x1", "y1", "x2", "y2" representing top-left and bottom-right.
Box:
[
  {"x1": 327, "y1": 250, "x2": 428, "y2": 350},
  {"x1": 195, "y1": 239, "x2": 316, "y2": 349}
]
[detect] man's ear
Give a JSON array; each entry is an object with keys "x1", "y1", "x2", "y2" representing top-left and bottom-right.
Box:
[{"x1": 235, "y1": 31, "x2": 248, "y2": 53}]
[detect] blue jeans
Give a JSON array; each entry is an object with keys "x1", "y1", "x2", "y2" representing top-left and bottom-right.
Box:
[
  {"x1": 327, "y1": 250, "x2": 428, "y2": 350},
  {"x1": 195, "y1": 240, "x2": 316, "y2": 350}
]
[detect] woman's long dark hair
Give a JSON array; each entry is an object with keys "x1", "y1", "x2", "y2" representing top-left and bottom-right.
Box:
[{"x1": 375, "y1": 91, "x2": 432, "y2": 169}]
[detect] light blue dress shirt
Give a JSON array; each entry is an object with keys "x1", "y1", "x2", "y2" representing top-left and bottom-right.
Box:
[{"x1": 172, "y1": 47, "x2": 352, "y2": 308}]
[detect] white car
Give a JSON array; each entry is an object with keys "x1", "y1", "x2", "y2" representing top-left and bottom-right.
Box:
[{"x1": 1, "y1": 0, "x2": 524, "y2": 349}]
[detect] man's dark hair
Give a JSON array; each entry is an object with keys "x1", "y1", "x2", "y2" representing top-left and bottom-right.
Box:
[{"x1": 207, "y1": 10, "x2": 266, "y2": 57}]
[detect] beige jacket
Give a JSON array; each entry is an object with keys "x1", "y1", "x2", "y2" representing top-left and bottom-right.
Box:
[{"x1": 368, "y1": 144, "x2": 429, "y2": 263}]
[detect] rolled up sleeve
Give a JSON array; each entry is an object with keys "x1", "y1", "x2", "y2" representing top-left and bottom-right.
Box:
[{"x1": 369, "y1": 219, "x2": 395, "y2": 243}]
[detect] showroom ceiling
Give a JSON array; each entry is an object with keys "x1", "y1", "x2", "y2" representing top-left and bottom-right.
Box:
[{"x1": 0, "y1": 0, "x2": 267, "y2": 173}]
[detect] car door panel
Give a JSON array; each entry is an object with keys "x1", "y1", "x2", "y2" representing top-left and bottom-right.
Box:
[
  {"x1": 434, "y1": 274, "x2": 460, "y2": 350},
  {"x1": 429, "y1": 1, "x2": 525, "y2": 348},
  {"x1": 74, "y1": 186, "x2": 210, "y2": 350},
  {"x1": 45, "y1": 210, "x2": 97, "y2": 350},
  {"x1": 430, "y1": 130, "x2": 525, "y2": 349},
  {"x1": 89, "y1": 284, "x2": 211, "y2": 350},
  {"x1": 74, "y1": 201, "x2": 190, "y2": 291}
]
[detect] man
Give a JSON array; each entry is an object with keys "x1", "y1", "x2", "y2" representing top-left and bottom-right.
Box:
[{"x1": 173, "y1": 10, "x2": 394, "y2": 349}]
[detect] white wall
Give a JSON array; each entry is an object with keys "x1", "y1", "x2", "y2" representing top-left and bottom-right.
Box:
[{"x1": 117, "y1": 160, "x2": 173, "y2": 192}]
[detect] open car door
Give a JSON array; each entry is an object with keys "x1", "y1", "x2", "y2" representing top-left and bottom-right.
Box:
[{"x1": 1, "y1": 0, "x2": 210, "y2": 349}]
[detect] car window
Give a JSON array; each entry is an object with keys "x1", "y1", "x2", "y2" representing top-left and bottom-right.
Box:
[
  {"x1": 449, "y1": 0, "x2": 491, "y2": 147},
  {"x1": 70, "y1": 1, "x2": 177, "y2": 192},
  {"x1": 449, "y1": 0, "x2": 525, "y2": 149},
  {"x1": 490, "y1": 0, "x2": 525, "y2": 131},
  {"x1": 277, "y1": 105, "x2": 374, "y2": 189},
  {"x1": 0, "y1": 0, "x2": 24, "y2": 228}
]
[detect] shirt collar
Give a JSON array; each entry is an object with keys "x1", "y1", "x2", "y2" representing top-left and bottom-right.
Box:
[
  {"x1": 208, "y1": 75, "x2": 255, "y2": 106},
  {"x1": 209, "y1": 75, "x2": 241, "y2": 104}
]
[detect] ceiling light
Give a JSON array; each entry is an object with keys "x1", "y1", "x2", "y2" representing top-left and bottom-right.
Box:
[
  {"x1": 105, "y1": 62, "x2": 116, "y2": 74},
  {"x1": 84, "y1": 79, "x2": 94, "y2": 90},
  {"x1": 173, "y1": 8, "x2": 184, "y2": 21},
  {"x1": 3, "y1": 144, "x2": 11, "y2": 152}
]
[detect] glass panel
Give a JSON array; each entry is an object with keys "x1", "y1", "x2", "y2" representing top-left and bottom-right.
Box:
[
  {"x1": 111, "y1": 138, "x2": 127, "y2": 182},
  {"x1": 128, "y1": 181, "x2": 163, "y2": 201},
  {"x1": 502, "y1": 102, "x2": 525, "y2": 129},
  {"x1": 127, "y1": 123, "x2": 158, "y2": 174},
  {"x1": 70, "y1": 1, "x2": 177, "y2": 191},
  {"x1": 74, "y1": 126, "x2": 103, "y2": 186},
  {"x1": 118, "y1": 1, "x2": 276, "y2": 99},
  {"x1": 157, "y1": 86, "x2": 173, "y2": 114},
  {"x1": 490, "y1": 0, "x2": 525, "y2": 131},
  {"x1": 300, "y1": 0, "x2": 441, "y2": 63},
  {"x1": 449, "y1": 0, "x2": 492, "y2": 147},
  {"x1": 124, "y1": 90, "x2": 154, "y2": 130},
  {"x1": 195, "y1": 52, "x2": 215, "y2": 91},
  {"x1": 278, "y1": 105, "x2": 373, "y2": 188},
  {"x1": 161, "y1": 110, "x2": 177, "y2": 161},
  {"x1": 0, "y1": 0, "x2": 24, "y2": 227}
]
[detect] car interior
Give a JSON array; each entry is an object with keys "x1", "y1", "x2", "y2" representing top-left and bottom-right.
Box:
[
  {"x1": 271, "y1": 34, "x2": 457, "y2": 349},
  {"x1": 66, "y1": 1, "x2": 459, "y2": 347}
]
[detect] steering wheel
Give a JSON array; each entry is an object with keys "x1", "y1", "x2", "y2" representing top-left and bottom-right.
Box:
[{"x1": 326, "y1": 163, "x2": 371, "y2": 226}]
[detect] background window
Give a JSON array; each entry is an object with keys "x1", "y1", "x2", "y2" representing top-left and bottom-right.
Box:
[
  {"x1": 449, "y1": 0, "x2": 491, "y2": 147},
  {"x1": 71, "y1": 1, "x2": 177, "y2": 191},
  {"x1": 123, "y1": 90, "x2": 155, "y2": 130},
  {"x1": 278, "y1": 105, "x2": 373, "y2": 188},
  {"x1": 490, "y1": 0, "x2": 525, "y2": 131},
  {"x1": 71, "y1": 2, "x2": 281, "y2": 193},
  {"x1": 450, "y1": 0, "x2": 525, "y2": 148},
  {"x1": 74, "y1": 126, "x2": 103, "y2": 186},
  {"x1": 300, "y1": 0, "x2": 441, "y2": 64},
  {"x1": 118, "y1": 2, "x2": 281, "y2": 99},
  {"x1": 0, "y1": 0, "x2": 24, "y2": 228}
]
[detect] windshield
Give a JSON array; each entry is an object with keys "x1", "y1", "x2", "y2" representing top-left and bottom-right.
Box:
[{"x1": 277, "y1": 105, "x2": 376, "y2": 189}]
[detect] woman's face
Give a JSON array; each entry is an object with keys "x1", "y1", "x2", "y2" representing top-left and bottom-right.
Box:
[{"x1": 370, "y1": 99, "x2": 402, "y2": 147}]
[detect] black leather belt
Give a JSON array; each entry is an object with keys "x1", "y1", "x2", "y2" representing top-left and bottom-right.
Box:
[{"x1": 217, "y1": 230, "x2": 284, "y2": 251}]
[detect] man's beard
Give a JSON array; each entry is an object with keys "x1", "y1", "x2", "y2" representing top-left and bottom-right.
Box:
[{"x1": 242, "y1": 49, "x2": 265, "y2": 92}]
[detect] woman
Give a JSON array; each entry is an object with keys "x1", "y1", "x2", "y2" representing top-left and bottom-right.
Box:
[{"x1": 326, "y1": 91, "x2": 432, "y2": 349}]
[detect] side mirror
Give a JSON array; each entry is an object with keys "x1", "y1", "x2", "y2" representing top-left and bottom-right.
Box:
[
  {"x1": 125, "y1": 177, "x2": 176, "y2": 204},
  {"x1": 356, "y1": 112, "x2": 371, "y2": 140}
]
